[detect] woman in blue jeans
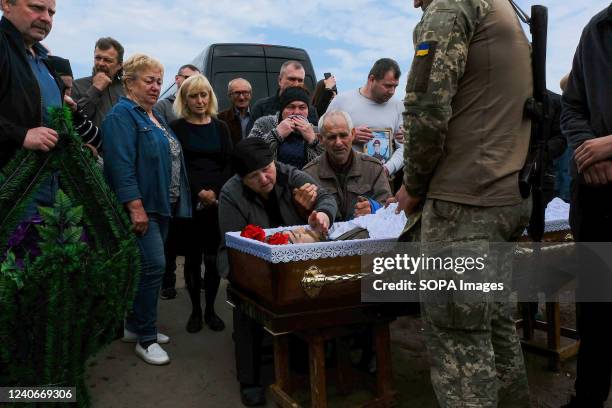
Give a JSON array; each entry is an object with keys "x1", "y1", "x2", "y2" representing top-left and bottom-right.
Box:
[{"x1": 102, "y1": 53, "x2": 191, "y2": 365}]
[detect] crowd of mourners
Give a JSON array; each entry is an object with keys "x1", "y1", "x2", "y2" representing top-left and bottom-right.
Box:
[{"x1": 2, "y1": 0, "x2": 611, "y2": 406}]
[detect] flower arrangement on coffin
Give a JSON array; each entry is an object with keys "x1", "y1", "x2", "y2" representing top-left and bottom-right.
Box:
[
  {"x1": 0, "y1": 107, "x2": 139, "y2": 407},
  {"x1": 240, "y1": 224, "x2": 290, "y2": 245}
]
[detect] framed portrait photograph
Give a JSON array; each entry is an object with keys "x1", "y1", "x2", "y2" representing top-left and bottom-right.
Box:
[{"x1": 364, "y1": 128, "x2": 393, "y2": 164}]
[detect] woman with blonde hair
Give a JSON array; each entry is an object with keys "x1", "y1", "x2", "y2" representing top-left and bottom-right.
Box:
[
  {"x1": 102, "y1": 53, "x2": 191, "y2": 365},
  {"x1": 170, "y1": 74, "x2": 233, "y2": 333}
]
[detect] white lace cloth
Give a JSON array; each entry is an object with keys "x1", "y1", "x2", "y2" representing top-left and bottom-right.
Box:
[
  {"x1": 226, "y1": 200, "x2": 570, "y2": 263},
  {"x1": 520, "y1": 197, "x2": 570, "y2": 236},
  {"x1": 328, "y1": 203, "x2": 407, "y2": 240},
  {"x1": 542, "y1": 197, "x2": 570, "y2": 233},
  {"x1": 225, "y1": 204, "x2": 404, "y2": 264}
]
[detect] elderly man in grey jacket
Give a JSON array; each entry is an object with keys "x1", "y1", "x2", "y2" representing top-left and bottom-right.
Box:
[{"x1": 218, "y1": 137, "x2": 336, "y2": 406}]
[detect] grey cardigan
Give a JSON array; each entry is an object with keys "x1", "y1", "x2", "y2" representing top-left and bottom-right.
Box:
[
  {"x1": 248, "y1": 114, "x2": 325, "y2": 165},
  {"x1": 217, "y1": 161, "x2": 337, "y2": 278}
]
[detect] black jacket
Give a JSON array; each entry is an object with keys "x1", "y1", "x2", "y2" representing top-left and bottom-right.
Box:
[
  {"x1": 561, "y1": 4, "x2": 612, "y2": 150},
  {"x1": 246, "y1": 93, "x2": 318, "y2": 134},
  {"x1": 0, "y1": 17, "x2": 63, "y2": 168},
  {"x1": 217, "y1": 107, "x2": 246, "y2": 145},
  {"x1": 313, "y1": 88, "x2": 335, "y2": 117},
  {"x1": 170, "y1": 117, "x2": 234, "y2": 206}
]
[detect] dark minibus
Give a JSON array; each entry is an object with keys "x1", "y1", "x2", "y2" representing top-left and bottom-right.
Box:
[{"x1": 161, "y1": 43, "x2": 317, "y2": 111}]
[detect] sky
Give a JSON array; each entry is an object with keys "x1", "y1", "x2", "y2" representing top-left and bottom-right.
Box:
[{"x1": 42, "y1": 0, "x2": 610, "y2": 100}]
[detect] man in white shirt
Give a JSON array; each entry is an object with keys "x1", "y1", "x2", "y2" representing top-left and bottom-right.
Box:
[{"x1": 326, "y1": 58, "x2": 404, "y2": 177}]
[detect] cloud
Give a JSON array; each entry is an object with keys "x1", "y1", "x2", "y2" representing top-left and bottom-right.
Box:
[
  {"x1": 44, "y1": 0, "x2": 610, "y2": 98},
  {"x1": 514, "y1": 0, "x2": 609, "y2": 91}
]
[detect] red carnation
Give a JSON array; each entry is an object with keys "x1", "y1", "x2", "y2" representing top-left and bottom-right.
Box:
[
  {"x1": 240, "y1": 224, "x2": 266, "y2": 242},
  {"x1": 266, "y1": 232, "x2": 290, "y2": 245}
]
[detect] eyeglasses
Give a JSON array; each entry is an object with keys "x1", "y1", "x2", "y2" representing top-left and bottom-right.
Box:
[
  {"x1": 230, "y1": 91, "x2": 252, "y2": 97},
  {"x1": 177, "y1": 74, "x2": 191, "y2": 79}
]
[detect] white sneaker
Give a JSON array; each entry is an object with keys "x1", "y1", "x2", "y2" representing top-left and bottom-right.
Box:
[
  {"x1": 121, "y1": 328, "x2": 170, "y2": 344},
  {"x1": 135, "y1": 342, "x2": 170, "y2": 365}
]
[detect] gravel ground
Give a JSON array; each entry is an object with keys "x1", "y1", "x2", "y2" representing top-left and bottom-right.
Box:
[{"x1": 86, "y1": 260, "x2": 609, "y2": 407}]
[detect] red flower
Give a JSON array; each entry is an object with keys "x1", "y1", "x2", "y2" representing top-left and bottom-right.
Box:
[
  {"x1": 240, "y1": 224, "x2": 266, "y2": 242},
  {"x1": 266, "y1": 232, "x2": 290, "y2": 245}
]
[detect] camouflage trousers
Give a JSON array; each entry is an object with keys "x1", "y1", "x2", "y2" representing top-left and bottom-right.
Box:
[{"x1": 419, "y1": 198, "x2": 531, "y2": 408}]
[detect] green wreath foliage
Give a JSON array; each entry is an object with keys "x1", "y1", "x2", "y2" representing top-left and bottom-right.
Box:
[{"x1": 0, "y1": 107, "x2": 140, "y2": 407}]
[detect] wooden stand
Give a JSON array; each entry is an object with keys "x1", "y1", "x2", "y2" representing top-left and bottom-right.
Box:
[
  {"x1": 518, "y1": 300, "x2": 580, "y2": 371},
  {"x1": 517, "y1": 231, "x2": 580, "y2": 371},
  {"x1": 228, "y1": 286, "x2": 398, "y2": 408}
]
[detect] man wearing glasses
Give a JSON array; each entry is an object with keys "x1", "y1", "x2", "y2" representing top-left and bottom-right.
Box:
[
  {"x1": 153, "y1": 63, "x2": 200, "y2": 125},
  {"x1": 73, "y1": 37, "x2": 125, "y2": 128},
  {"x1": 218, "y1": 78, "x2": 253, "y2": 144}
]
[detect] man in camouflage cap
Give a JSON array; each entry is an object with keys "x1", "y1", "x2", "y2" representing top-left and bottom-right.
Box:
[{"x1": 396, "y1": 0, "x2": 533, "y2": 406}]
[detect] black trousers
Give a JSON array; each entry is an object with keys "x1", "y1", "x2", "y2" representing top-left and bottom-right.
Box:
[
  {"x1": 570, "y1": 181, "x2": 612, "y2": 406},
  {"x1": 186, "y1": 207, "x2": 221, "y2": 315},
  {"x1": 164, "y1": 208, "x2": 221, "y2": 315},
  {"x1": 233, "y1": 307, "x2": 265, "y2": 385},
  {"x1": 162, "y1": 219, "x2": 180, "y2": 290}
]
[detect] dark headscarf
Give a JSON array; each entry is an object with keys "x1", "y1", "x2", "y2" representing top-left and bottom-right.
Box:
[
  {"x1": 231, "y1": 138, "x2": 274, "y2": 177},
  {"x1": 279, "y1": 86, "x2": 310, "y2": 116}
]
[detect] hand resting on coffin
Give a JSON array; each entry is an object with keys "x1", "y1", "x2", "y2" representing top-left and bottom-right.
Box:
[{"x1": 308, "y1": 210, "x2": 330, "y2": 236}]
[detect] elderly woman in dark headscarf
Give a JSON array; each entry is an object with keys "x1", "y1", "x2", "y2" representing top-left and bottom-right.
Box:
[
  {"x1": 217, "y1": 137, "x2": 336, "y2": 405},
  {"x1": 248, "y1": 86, "x2": 324, "y2": 169}
]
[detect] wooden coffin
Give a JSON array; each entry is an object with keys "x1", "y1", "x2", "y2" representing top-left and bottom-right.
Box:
[
  {"x1": 226, "y1": 229, "x2": 395, "y2": 313},
  {"x1": 228, "y1": 249, "x2": 361, "y2": 313}
]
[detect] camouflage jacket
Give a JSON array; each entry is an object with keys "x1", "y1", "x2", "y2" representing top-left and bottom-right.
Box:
[
  {"x1": 403, "y1": 0, "x2": 531, "y2": 206},
  {"x1": 403, "y1": 0, "x2": 491, "y2": 198}
]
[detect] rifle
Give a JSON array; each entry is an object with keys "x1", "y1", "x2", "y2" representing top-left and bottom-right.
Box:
[{"x1": 512, "y1": 1, "x2": 551, "y2": 242}]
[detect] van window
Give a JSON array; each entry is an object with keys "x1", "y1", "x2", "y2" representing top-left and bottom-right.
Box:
[
  {"x1": 212, "y1": 57, "x2": 266, "y2": 72},
  {"x1": 184, "y1": 43, "x2": 317, "y2": 113},
  {"x1": 265, "y1": 72, "x2": 315, "y2": 95},
  {"x1": 213, "y1": 45, "x2": 265, "y2": 58},
  {"x1": 264, "y1": 54, "x2": 316, "y2": 94}
]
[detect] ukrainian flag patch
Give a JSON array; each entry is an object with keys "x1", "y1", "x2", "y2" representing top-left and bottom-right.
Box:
[{"x1": 416, "y1": 43, "x2": 430, "y2": 57}]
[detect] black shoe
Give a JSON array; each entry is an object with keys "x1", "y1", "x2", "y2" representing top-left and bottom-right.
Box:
[
  {"x1": 160, "y1": 287, "x2": 177, "y2": 300},
  {"x1": 186, "y1": 312, "x2": 203, "y2": 333},
  {"x1": 204, "y1": 312, "x2": 226, "y2": 332},
  {"x1": 239, "y1": 384, "x2": 265, "y2": 406}
]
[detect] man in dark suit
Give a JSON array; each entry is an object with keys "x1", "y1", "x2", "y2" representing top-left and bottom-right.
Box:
[{"x1": 218, "y1": 78, "x2": 252, "y2": 144}]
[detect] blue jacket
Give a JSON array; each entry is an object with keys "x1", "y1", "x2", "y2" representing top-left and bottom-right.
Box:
[{"x1": 102, "y1": 97, "x2": 191, "y2": 218}]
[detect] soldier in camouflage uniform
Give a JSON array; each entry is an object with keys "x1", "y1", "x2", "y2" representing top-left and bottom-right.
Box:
[{"x1": 396, "y1": 0, "x2": 533, "y2": 406}]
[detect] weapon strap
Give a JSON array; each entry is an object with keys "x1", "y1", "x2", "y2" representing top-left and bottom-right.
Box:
[{"x1": 509, "y1": 0, "x2": 531, "y2": 25}]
